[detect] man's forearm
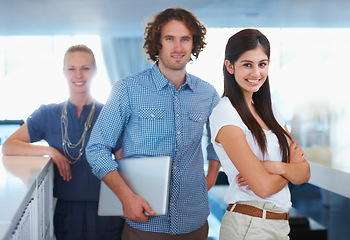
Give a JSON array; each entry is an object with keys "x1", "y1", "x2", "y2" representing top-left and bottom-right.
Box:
[{"x1": 206, "y1": 160, "x2": 221, "y2": 190}]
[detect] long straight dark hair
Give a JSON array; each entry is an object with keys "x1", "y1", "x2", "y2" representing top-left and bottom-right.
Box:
[{"x1": 223, "y1": 29, "x2": 291, "y2": 163}]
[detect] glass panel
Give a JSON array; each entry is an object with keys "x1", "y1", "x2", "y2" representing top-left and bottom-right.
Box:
[
  {"x1": 0, "y1": 35, "x2": 111, "y2": 120},
  {"x1": 188, "y1": 28, "x2": 350, "y2": 150}
]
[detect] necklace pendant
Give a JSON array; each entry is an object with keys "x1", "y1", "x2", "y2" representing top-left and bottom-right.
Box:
[{"x1": 61, "y1": 99, "x2": 96, "y2": 165}]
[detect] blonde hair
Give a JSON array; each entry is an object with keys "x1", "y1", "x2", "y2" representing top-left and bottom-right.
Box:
[{"x1": 63, "y1": 44, "x2": 96, "y2": 69}]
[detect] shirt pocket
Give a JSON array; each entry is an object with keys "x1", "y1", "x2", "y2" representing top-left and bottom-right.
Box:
[
  {"x1": 188, "y1": 112, "x2": 207, "y2": 123},
  {"x1": 186, "y1": 111, "x2": 207, "y2": 142},
  {"x1": 139, "y1": 108, "x2": 165, "y2": 119},
  {"x1": 138, "y1": 108, "x2": 167, "y2": 137}
]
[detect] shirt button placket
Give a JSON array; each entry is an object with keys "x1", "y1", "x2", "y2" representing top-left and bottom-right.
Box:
[
  {"x1": 170, "y1": 91, "x2": 181, "y2": 234},
  {"x1": 174, "y1": 93, "x2": 182, "y2": 147}
]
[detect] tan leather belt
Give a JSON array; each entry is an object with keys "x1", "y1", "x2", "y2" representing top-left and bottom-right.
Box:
[{"x1": 227, "y1": 204, "x2": 289, "y2": 220}]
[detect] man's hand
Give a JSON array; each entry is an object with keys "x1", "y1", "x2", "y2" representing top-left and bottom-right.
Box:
[
  {"x1": 121, "y1": 192, "x2": 155, "y2": 222},
  {"x1": 206, "y1": 160, "x2": 221, "y2": 190},
  {"x1": 103, "y1": 170, "x2": 155, "y2": 222},
  {"x1": 206, "y1": 174, "x2": 217, "y2": 191}
]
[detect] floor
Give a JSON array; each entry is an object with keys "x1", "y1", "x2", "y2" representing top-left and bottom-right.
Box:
[{"x1": 207, "y1": 183, "x2": 350, "y2": 240}]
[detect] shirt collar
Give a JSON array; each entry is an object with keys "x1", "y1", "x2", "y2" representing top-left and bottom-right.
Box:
[
  {"x1": 67, "y1": 99, "x2": 94, "y2": 111},
  {"x1": 151, "y1": 63, "x2": 196, "y2": 92}
]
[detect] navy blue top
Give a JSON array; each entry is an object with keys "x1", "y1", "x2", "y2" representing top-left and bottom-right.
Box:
[{"x1": 27, "y1": 100, "x2": 117, "y2": 201}]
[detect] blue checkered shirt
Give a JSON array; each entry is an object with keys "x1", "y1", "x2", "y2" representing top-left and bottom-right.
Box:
[{"x1": 86, "y1": 64, "x2": 220, "y2": 234}]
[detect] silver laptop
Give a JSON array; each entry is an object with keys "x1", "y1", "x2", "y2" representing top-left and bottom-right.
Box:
[{"x1": 98, "y1": 156, "x2": 171, "y2": 216}]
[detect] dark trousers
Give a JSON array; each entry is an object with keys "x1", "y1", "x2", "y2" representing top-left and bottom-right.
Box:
[
  {"x1": 54, "y1": 199, "x2": 124, "y2": 240},
  {"x1": 122, "y1": 221, "x2": 208, "y2": 240}
]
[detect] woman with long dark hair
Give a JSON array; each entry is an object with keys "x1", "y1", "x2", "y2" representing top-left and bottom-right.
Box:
[{"x1": 209, "y1": 29, "x2": 310, "y2": 239}]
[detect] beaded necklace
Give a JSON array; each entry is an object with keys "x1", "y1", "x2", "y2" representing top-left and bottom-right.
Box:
[{"x1": 61, "y1": 100, "x2": 95, "y2": 164}]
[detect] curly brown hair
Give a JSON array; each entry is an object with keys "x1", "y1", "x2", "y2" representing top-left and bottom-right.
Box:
[{"x1": 143, "y1": 8, "x2": 207, "y2": 62}]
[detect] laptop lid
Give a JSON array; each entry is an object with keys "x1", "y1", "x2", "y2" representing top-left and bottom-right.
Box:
[{"x1": 98, "y1": 156, "x2": 171, "y2": 216}]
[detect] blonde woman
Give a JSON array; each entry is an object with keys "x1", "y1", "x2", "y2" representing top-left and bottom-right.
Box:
[{"x1": 3, "y1": 45, "x2": 124, "y2": 239}]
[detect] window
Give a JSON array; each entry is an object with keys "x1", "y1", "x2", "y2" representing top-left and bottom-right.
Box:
[
  {"x1": 188, "y1": 28, "x2": 350, "y2": 149},
  {"x1": 0, "y1": 35, "x2": 111, "y2": 121},
  {"x1": 1, "y1": 29, "x2": 349, "y2": 149}
]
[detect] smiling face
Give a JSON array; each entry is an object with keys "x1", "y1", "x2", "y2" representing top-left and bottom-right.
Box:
[
  {"x1": 157, "y1": 19, "x2": 193, "y2": 75},
  {"x1": 63, "y1": 51, "x2": 95, "y2": 96},
  {"x1": 225, "y1": 45, "x2": 269, "y2": 99}
]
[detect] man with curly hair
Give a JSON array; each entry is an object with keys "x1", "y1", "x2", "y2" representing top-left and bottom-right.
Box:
[{"x1": 86, "y1": 7, "x2": 220, "y2": 240}]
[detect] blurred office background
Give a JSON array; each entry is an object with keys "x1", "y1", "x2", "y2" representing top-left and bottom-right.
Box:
[
  {"x1": 1, "y1": 1, "x2": 350, "y2": 239},
  {"x1": 1, "y1": 28, "x2": 349, "y2": 149}
]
